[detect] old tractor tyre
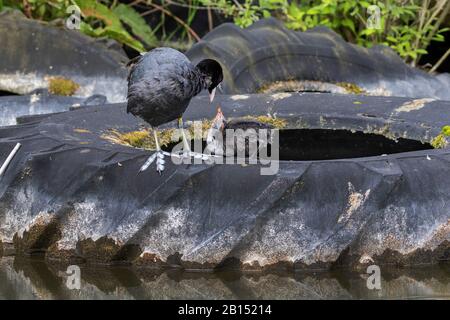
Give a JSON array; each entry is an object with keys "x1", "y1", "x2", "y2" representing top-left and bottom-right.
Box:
[
  {"x1": 0, "y1": 93, "x2": 449, "y2": 271},
  {"x1": 186, "y1": 18, "x2": 450, "y2": 100},
  {"x1": 0, "y1": 11, "x2": 128, "y2": 102}
]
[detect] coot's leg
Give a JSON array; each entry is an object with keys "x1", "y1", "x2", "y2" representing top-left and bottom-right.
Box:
[
  {"x1": 139, "y1": 129, "x2": 165, "y2": 174},
  {"x1": 177, "y1": 117, "x2": 212, "y2": 161},
  {"x1": 178, "y1": 117, "x2": 191, "y2": 153}
]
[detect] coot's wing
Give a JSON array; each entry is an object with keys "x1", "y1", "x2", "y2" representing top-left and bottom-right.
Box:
[{"x1": 127, "y1": 48, "x2": 204, "y2": 123}]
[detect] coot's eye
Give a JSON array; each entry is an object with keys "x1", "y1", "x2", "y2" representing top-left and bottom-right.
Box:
[{"x1": 196, "y1": 59, "x2": 223, "y2": 87}]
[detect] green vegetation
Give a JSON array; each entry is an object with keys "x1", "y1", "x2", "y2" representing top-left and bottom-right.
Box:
[
  {"x1": 48, "y1": 76, "x2": 80, "y2": 96},
  {"x1": 76, "y1": 0, "x2": 156, "y2": 51},
  {"x1": 0, "y1": 1, "x2": 448, "y2": 67},
  {"x1": 431, "y1": 125, "x2": 450, "y2": 149},
  {"x1": 247, "y1": 115, "x2": 287, "y2": 129},
  {"x1": 336, "y1": 82, "x2": 366, "y2": 94},
  {"x1": 0, "y1": 0, "x2": 157, "y2": 51},
  {"x1": 103, "y1": 128, "x2": 159, "y2": 149},
  {"x1": 442, "y1": 125, "x2": 450, "y2": 136},
  {"x1": 102, "y1": 120, "x2": 213, "y2": 150},
  {"x1": 200, "y1": 0, "x2": 450, "y2": 67}
]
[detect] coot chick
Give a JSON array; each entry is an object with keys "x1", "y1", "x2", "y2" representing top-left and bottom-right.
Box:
[
  {"x1": 206, "y1": 107, "x2": 274, "y2": 158},
  {"x1": 127, "y1": 47, "x2": 223, "y2": 173}
]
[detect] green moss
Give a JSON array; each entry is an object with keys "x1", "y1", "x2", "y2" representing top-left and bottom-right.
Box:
[
  {"x1": 103, "y1": 116, "x2": 286, "y2": 150},
  {"x1": 257, "y1": 80, "x2": 296, "y2": 93},
  {"x1": 244, "y1": 115, "x2": 287, "y2": 129},
  {"x1": 336, "y1": 82, "x2": 366, "y2": 94},
  {"x1": 102, "y1": 120, "x2": 213, "y2": 150},
  {"x1": 257, "y1": 80, "x2": 366, "y2": 95},
  {"x1": 431, "y1": 134, "x2": 448, "y2": 149},
  {"x1": 102, "y1": 128, "x2": 173, "y2": 150},
  {"x1": 432, "y1": 126, "x2": 450, "y2": 149},
  {"x1": 48, "y1": 77, "x2": 80, "y2": 96},
  {"x1": 119, "y1": 130, "x2": 155, "y2": 148},
  {"x1": 442, "y1": 125, "x2": 450, "y2": 136}
]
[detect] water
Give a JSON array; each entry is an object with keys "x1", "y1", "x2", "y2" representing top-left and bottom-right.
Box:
[{"x1": 0, "y1": 256, "x2": 449, "y2": 300}]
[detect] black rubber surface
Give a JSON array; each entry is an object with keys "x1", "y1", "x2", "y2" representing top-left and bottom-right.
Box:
[
  {"x1": 186, "y1": 18, "x2": 450, "y2": 100},
  {"x1": 0, "y1": 11, "x2": 128, "y2": 102},
  {"x1": 0, "y1": 91, "x2": 107, "y2": 126},
  {"x1": 0, "y1": 93, "x2": 449, "y2": 269}
]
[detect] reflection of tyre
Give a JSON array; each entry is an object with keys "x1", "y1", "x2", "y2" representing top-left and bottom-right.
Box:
[
  {"x1": 187, "y1": 18, "x2": 450, "y2": 99},
  {"x1": 0, "y1": 93, "x2": 449, "y2": 270}
]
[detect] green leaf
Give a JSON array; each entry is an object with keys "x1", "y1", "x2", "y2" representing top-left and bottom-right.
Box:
[
  {"x1": 386, "y1": 36, "x2": 398, "y2": 43},
  {"x1": 74, "y1": 0, "x2": 144, "y2": 52},
  {"x1": 74, "y1": 0, "x2": 122, "y2": 28},
  {"x1": 442, "y1": 126, "x2": 450, "y2": 136},
  {"x1": 113, "y1": 4, "x2": 157, "y2": 48},
  {"x1": 408, "y1": 51, "x2": 417, "y2": 59},
  {"x1": 341, "y1": 18, "x2": 355, "y2": 33},
  {"x1": 306, "y1": 6, "x2": 322, "y2": 15},
  {"x1": 79, "y1": 21, "x2": 96, "y2": 36},
  {"x1": 97, "y1": 27, "x2": 145, "y2": 52},
  {"x1": 432, "y1": 34, "x2": 445, "y2": 42},
  {"x1": 360, "y1": 28, "x2": 376, "y2": 36},
  {"x1": 262, "y1": 9, "x2": 271, "y2": 18},
  {"x1": 416, "y1": 49, "x2": 427, "y2": 54}
]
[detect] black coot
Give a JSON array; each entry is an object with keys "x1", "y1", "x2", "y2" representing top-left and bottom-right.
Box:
[{"x1": 127, "y1": 47, "x2": 223, "y2": 173}]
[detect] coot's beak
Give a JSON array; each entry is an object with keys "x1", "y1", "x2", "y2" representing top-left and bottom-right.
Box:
[{"x1": 209, "y1": 87, "x2": 216, "y2": 103}]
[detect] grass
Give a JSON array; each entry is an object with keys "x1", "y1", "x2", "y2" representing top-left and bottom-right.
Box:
[
  {"x1": 431, "y1": 125, "x2": 450, "y2": 149},
  {"x1": 102, "y1": 128, "x2": 175, "y2": 150},
  {"x1": 336, "y1": 82, "x2": 366, "y2": 95},
  {"x1": 101, "y1": 120, "x2": 213, "y2": 150},
  {"x1": 101, "y1": 116, "x2": 284, "y2": 150},
  {"x1": 257, "y1": 80, "x2": 366, "y2": 95},
  {"x1": 48, "y1": 77, "x2": 80, "y2": 96},
  {"x1": 249, "y1": 115, "x2": 287, "y2": 129}
]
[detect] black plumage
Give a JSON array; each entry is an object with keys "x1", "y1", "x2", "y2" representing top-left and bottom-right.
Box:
[
  {"x1": 126, "y1": 47, "x2": 223, "y2": 173},
  {"x1": 127, "y1": 47, "x2": 222, "y2": 127}
]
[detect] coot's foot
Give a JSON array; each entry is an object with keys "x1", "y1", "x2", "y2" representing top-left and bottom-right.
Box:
[
  {"x1": 184, "y1": 151, "x2": 211, "y2": 161},
  {"x1": 139, "y1": 149, "x2": 222, "y2": 174},
  {"x1": 139, "y1": 150, "x2": 166, "y2": 174},
  {"x1": 139, "y1": 129, "x2": 167, "y2": 174},
  {"x1": 176, "y1": 116, "x2": 218, "y2": 162}
]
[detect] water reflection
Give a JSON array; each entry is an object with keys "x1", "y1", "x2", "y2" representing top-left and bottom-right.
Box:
[{"x1": 0, "y1": 257, "x2": 449, "y2": 300}]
